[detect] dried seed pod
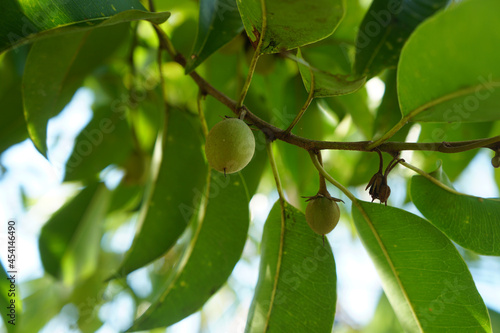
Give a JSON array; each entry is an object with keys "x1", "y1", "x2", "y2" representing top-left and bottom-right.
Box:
[
  {"x1": 492, "y1": 154, "x2": 500, "y2": 168},
  {"x1": 365, "y1": 150, "x2": 402, "y2": 206}
]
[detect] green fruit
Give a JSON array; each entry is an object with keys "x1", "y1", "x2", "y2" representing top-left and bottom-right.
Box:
[
  {"x1": 205, "y1": 118, "x2": 255, "y2": 174},
  {"x1": 305, "y1": 197, "x2": 340, "y2": 235}
]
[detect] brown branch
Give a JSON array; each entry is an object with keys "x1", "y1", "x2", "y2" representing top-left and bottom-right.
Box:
[{"x1": 151, "y1": 24, "x2": 500, "y2": 155}]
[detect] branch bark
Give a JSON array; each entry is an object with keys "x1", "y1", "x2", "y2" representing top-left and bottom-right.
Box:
[{"x1": 152, "y1": 24, "x2": 500, "y2": 155}]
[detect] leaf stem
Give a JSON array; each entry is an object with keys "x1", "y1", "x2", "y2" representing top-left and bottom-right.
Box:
[
  {"x1": 316, "y1": 151, "x2": 328, "y2": 196},
  {"x1": 309, "y1": 151, "x2": 356, "y2": 203},
  {"x1": 264, "y1": 139, "x2": 286, "y2": 332},
  {"x1": 235, "y1": 0, "x2": 267, "y2": 110},
  {"x1": 367, "y1": 115, "x2": 410, "y2": 150},
  {"x1": 399, "y1": 160, "x2": 463, "y2": 196},
  {"x1": 196, "y1": 90, "x2": 209, "y2": 138},
  {"x1": 283, "y1": 72, "x2": 315, "y2": 136},
  {"x1": 236, "y1": 49, "x2": 260, "y2": 110},
  {"x1": 266, "y1": 140, "x2": 285, "y2": 203}
]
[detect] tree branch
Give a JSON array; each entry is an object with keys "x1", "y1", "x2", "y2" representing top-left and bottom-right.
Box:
[{"x1": 151, "y1": 24, "x2": 500, "y2": 155}]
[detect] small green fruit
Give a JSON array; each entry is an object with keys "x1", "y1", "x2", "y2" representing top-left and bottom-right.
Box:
[
  {"x1": 305, "y1": 197, "x2": 340, "y2": 235},
  {"x1": 205, "y1": 118, "x2": 255, "y2": 174}
]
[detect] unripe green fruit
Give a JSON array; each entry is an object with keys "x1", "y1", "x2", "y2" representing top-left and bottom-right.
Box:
[
  {"x1": 305, "y1": 197, "x2": 340, "y2": 235},
  {"x1": 205, "y1": 118, "x2": 255, "y2": 174}
]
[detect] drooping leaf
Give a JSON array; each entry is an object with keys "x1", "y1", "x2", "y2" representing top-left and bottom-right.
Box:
[
  {"x1": 0, "y1": 47, "x2": 29, "y2": 155},
  {"x1": 410, "y1": 169, "x2": 500, "y2": 256},
  {"x1": 39, "y1": 182, "x2": 111, "y2": 284},
  {"x1": 64, "y1": 104, "x2": 134, "y2": 182},
  {"x1": 115, "y1": 110, "x2": 207, "y2": 277},
  {"x1": 245, "y1": 201, "x2": 337, "y2": 333},
  {"x1": 23, "y1": 23, "x2": 130, "y2": 155},
  {"x1": 237, "y1": 0, "x2": 344, "y2": 54},
  {"x1": 296, "y1": 48, "x2": 366, "y2": 98},
  {"x1": 127, "y1": 171, "x2": 249, "y2": 331},
  {"x1": 354, "y1": 0, "x2": 448, "y2": 78},
  {"x1": 0, "y1": 0, "x2": 170, "y2": 53},
  {"x1": 352, "y1": 200, "x2": 491, "y2": 332},
  {"x1": 398, "y1": 0, "x2": 500, "y2": 123},
  {"x1": 185, "y1": 0, "x2": 244, "y2": 73}
]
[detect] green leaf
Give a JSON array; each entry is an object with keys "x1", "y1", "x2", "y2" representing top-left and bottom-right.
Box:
[
  {"x1": 245, "y1": 201, "x2": 337, "y2": 333},
  {"x1": 240, "y1": 131, "x2": 268, "y2": 198},
  {"x1": 39, "y1": 182, "x2": 111, "y2": 284},
  {"x1": 398, "y1": 0, "x2": 500, "y2": 123},
  {"x1": 410, "y1": 170, "x2": 500, "y2": 256},
  {"x1": 325, "y1": 87, "x2": 373, "y2": 139},
  {"x1": 489, "y1": 308, "x2": 500, "y2": 332},
  {"x1": 23, "y1": 23, "x2": 130, "y2": 156},
  {"x1": 296, "y1": 48, "x2": 366, "y2": 98},
  {"x1": 108, "y1": 182, "x2": 143, "y2": 214},
  {"x1": 0, "y1": 0, "x2": 170, "y2": 53},
  {"x1": 416, "y1": 122, "x2": 493, "y2": 181},
  {"x1": 185, "y1": 0, "x2": 244, "y2": 73},
  {"x1": 14, "y1": 276, "x2": 65, "y2": 333},
  {"x1": 363, "y1": 293, "x2": 403, "y2": 333},
  {"x1": 354, "y1": 0, "x2": 447, "y2": 78},
  {"x1": 64, "y1": 104, "x2": 134, "y2": 182},
  {"x1": 352, "y1": 200, "x2": 491, "y2": 332},
  {"x1": 348, "y1": 70, "x2": 410, "y2": 187},
  {"x1": 373, "y1": 69, "x2": 410, "y2": 140},
  {"x1": 0, "y1": 48, "x2": 29, "y2": 155},
  {"x1": 127, "y1": 171, "x2": 249, "y2": 331},
  {"x1": 237, "y1": 0, "x2": 344, "y2": 54},
  {"x1": 116, "y1": 110, "x2": 207, "y2": 277},
  {"x1": 0, "y1": 263, "x2": 19, "y2": 333}
]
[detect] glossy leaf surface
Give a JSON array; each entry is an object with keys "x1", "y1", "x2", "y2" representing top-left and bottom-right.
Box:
[
  {"x1": 128, "y1": 172, "x2": 249, "y2": 330},
  {"x1": 23, "y1": 23, "x2": 130, "y2": 155},
  {"x1": 0, "y1": 48, "x2": 28, "y2": 155},
  {"x1": 297, "y1": 49, "x2": 365, "y2": 98},
  {"x1": 411, "y1": 170, "x2": 500, "y2": 256},
  {"x1": 185, "y1": 0, "x2": 244, "y2": 73},
  {"x1": 245, "y1": 201, "x2": 337, "y2": 333},
  {"x1": 352, "y1": 200, "x2": 491, "y2": 332},
  {"x1": 237, "y1": 0, "x2": 344, "y2": 54},
  {"x1": 354, "y1": 0, "x2": 447, "y2": 78},
  {"x1": 398, "y1": 0, "x2": 500, "y2": 123},
  {"x1": 116, "y1": 110, "x2": 207, "y2": 277},
  {"x1": 0, "y1": 0, "x2": 170, "y2": 53}
]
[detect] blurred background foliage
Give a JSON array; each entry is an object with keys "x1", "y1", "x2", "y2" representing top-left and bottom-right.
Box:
[{"x1": 0, "y1": 0, "x2": 499, "y2": 332}]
